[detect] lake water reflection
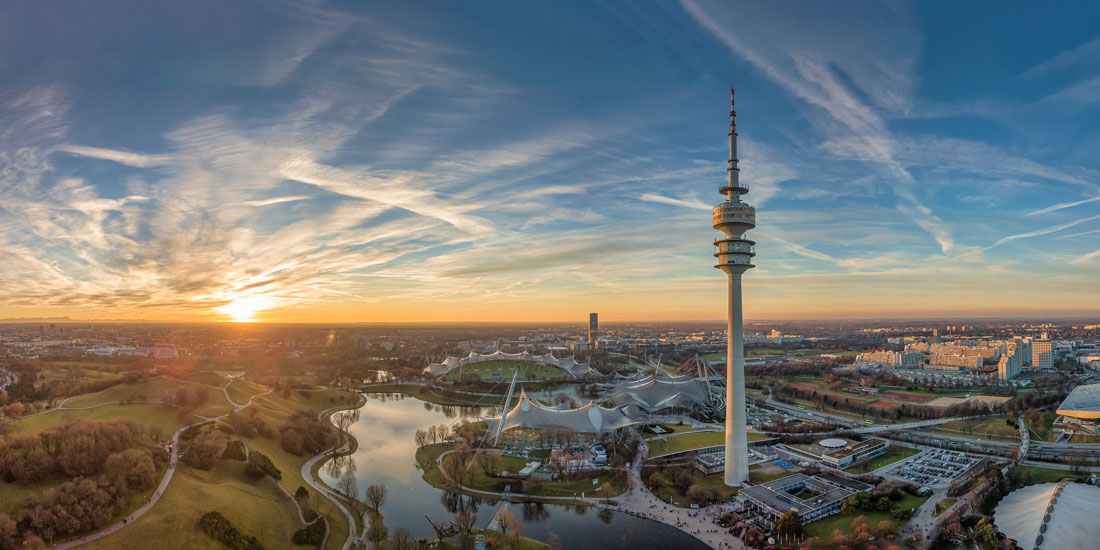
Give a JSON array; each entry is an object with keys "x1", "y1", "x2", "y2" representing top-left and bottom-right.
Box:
[{"x1": 320, "y1": 393, "x2": 709, "y2": 549}]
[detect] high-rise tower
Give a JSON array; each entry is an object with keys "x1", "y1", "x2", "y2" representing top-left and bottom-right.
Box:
[
  {"x1": 713, "y1": 88, "x2": 755, "y2": 487},
  {"x1": 588, "y1": 313, "x2": 599, "y2": 346}
]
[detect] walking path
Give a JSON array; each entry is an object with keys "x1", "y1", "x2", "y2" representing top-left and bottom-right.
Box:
[
  {"x1": 42, "y1": 377, "x2": 288, "y2": 549},
  {"x1": 51, "y1": 421, "x2": 187, "y2": 549},
  {"x1": 301, "y1": 394, "x2": 368, "y2": 550}
]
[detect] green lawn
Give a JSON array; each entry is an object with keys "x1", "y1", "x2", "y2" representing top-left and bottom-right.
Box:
[
  {"x1": 1014, "y1": 465, "x2": 1089, "y2": 485},
  {"x1": 186, "y1": 383, "x2": 236, "y2": 418},
  {"x1": 804, "y1": 494, "x2": 928, "y2": 540},
  {"x1": 935, "y1": 415, "x2": 1018, "y2": 440},
  {"x1": 62, "y1": 376, "x2": 181, "y2": 407},
  {"x1": 1026, "y1": 412, "x2": 1059, "y2": 441},
  {"x1": 176, "y1": 371, "x2": 230, "y2": 387},
  {"x1": 444, "y1": 360, "x2": 568, "y2": 381},
  {"x1": 416, "y1": 444, "x2": 628, "y2": 499},
  {"x1": 647, "y1": 431, "x2": 773, "y2": 457},
  {"x1": 226, "y1": 378, "x2": 267, "y2": 405},
  {"x1": 78, "y1": 460, "x2": 313, "y2": 550},
  {"x1": 416, "y1": 443, "x2": 452, "y2": 488},
  {"x1": 12, "y1": 402, "x2": 196, "y2": 439},
  {"x1": 0, "y1": 478, "x2": 56, "y2": 514},
  {"x1": 642, "y1": 423, "x2": 720, "y2": 439},
  {"x1": 646, "y1": 468, "x2": 737, "y2": 507},
  {"x1": 844, "y1": 445, "x2": 920, "y2": 474}
]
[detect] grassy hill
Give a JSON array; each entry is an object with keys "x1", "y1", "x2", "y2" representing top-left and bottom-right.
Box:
[
  {"x1": 13, "y1": 402, "x2": 196, "y2": 437},
  {"x1": 62, "y1": 376, "x2": 181, "y2": 408},
  {"x1": 78, "y1": 460, "x2": 313, "y2": 550}
]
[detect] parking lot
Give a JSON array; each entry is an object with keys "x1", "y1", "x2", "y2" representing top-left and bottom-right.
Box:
[{"x1": 886, "y1": 449, "x2": 983, "y2": 487}]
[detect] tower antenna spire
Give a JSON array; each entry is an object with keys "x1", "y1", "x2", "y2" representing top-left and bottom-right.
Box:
[{"x1": 723, "y1": 88, "x2": 745, "y2": 203}]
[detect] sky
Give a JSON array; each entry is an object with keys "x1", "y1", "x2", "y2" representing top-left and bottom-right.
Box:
[{"x1": 0, "y1": 1, "x2": 1098, "y2": 323}]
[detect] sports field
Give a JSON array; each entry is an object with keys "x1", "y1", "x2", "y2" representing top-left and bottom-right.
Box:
[
  {"x1": 443, "y1": 360, "x2": 569, "y2": 381},
  {"x1": 647, "y1": 430, "x2": 773, "y2": 457}
]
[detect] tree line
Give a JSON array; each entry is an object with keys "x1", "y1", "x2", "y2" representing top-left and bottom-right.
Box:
[{"x1": 0, "y1": 419, "x2": 166, "y2": 547}]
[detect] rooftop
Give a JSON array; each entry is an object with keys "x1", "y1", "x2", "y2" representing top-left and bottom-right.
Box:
[
  {"x1": 740, "y1": 474, "x2": 855, "y2": 516},
  {"x1": 1057, "y1": 383, "x2": 1100, "y2": 419}
]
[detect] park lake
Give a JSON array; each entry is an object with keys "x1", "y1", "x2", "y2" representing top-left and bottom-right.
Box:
[{"x1": 320, "y1": 393, "x2": 709, "y2": 549}]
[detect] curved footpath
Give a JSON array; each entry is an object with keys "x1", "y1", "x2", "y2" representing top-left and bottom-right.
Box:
[
  {"x1": 301, "y1": 394, "x2": 369, "y2": 550},
  {"x1": 44, "y1": 376, "x2": 278, "y2": 549},
  {"x1": 51, "y1": 421, "x2": 187, "y2": 549}
]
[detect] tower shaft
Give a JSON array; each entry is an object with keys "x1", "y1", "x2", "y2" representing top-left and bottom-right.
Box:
[
  {"x1": 724, "y1": 275, "x2": 749, "y2": 485},
  {"x1": 712, "y1": 88, "x2": 755, "y2": 487}
]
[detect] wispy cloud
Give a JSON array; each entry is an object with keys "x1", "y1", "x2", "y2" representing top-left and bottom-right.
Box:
[
  {"x1": 1027, "y1": 194, "x2": 1100, "y2": 216},
  {"x1": 639, "y1": 193, "x2": 710, "y2": 210},
  {"x1": 56, "y1": 145, "x2": 172, "y2": 168},
  {"x1": 991, "y1": 214, "x2": 1100, "y2": 248}
]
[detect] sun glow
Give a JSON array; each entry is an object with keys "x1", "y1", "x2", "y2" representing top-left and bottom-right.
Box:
[{"x1": 215, "y1": 296, "x2": 273, "y2": 322}]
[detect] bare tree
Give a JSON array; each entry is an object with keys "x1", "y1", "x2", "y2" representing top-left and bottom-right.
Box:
[
  {"x1": 365, "y1": 484, "x2": 387, "y2": 511},
  {"x1": 339, "y1": 467, "x2": 358, "y2": 501},
  {"x1": 414, "y1": 429, "x2": 428, "y2": 448},
  {"x1": 596, "y1": 482, "x2": 615, "y2": 503},
  {"x1": 494, "y1": 508, "x2": 524, "y2": 550},
  {"x1": 478, "y1": 451, "x2": 502, "y2": 477},
  {"x1": 455, "y1": 509, "x2": 478, "y2": 534},
  {"x1": 441, "y1": 453, "x2": 464, "y2": 487},
  {"x1": 366, "y1": 519, "x2": 388, "y2": 549},
  {"x1": 390, "y1": 528, "x2": 414, "y2": 550}
]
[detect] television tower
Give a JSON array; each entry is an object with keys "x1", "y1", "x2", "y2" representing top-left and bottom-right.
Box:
[{"x1": 713, "y1": 88, "x2": 755, "y2": 487}]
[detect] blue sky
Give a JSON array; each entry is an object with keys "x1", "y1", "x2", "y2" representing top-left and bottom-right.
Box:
[{"x1": 0, "y1": 0, "x2": 1098, "y2": 321}]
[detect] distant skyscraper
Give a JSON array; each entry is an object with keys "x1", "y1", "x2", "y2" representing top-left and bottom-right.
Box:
[
  {"x1": 713, "y1": 89, "x2": 755, "y2": 487},
  {"x1": 1033, "y1": 338, "x2": 1053, "y2": 371},
  {"x1": 588, "y1": 313, "x2": 598, "y2": 345}
]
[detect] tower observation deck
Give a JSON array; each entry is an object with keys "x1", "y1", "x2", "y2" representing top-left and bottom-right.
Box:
[{"x1": 714, "y1": 88, "x2": 754, "y2": 487}]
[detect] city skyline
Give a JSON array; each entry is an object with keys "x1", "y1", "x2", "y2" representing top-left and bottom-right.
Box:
[{"x1": 2, "y1": 1, "x2": 1099, "y2": 323}]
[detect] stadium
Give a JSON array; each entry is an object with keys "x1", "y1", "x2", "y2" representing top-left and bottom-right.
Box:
[
  {"x1": 423, "y1": 350, "x2": 592, "y2": 379},
  {"x1": 1054, "y1": 383, "x2": 1100, "y2": 435}
]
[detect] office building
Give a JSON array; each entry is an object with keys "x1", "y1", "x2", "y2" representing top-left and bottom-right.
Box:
[{"x1": 1033, "y1": 338, "x2": 1053, "y2": 371}]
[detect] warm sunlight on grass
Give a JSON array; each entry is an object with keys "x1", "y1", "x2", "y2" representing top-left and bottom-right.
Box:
[{"x1": 215, "y1": 296, "x2": 273, "y2": 322}]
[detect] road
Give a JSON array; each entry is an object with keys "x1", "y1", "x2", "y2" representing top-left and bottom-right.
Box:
[{"x1": 0, "y1": 367, "x2": 17, "y2": 391}]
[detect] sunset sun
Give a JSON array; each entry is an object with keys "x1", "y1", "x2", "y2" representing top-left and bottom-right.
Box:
[{"x1": 215, "y1": 296, "x2": 273, "y2": 322}]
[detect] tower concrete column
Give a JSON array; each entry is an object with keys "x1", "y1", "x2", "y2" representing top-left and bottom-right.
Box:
[
  {"x1": 724, "y1": 274, "x2": 749, "y2": 485},
  {"x1": 712, "y1": 88, "x2": 755, "y2": 487}
]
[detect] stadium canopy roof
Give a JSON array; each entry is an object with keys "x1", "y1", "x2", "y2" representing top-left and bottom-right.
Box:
[
  {"x1": 1056, "y1": 383, "x2": 1100, "y2": 419},
  {"x1": 485, "y1": 390, "x2": 636, "y2": 434},
  {"x1": 609, "y1": 372, "x2": 714, "y2": 412},
  {"x1": 424, "y1": 350, "x2": 591, "y2": 378}
]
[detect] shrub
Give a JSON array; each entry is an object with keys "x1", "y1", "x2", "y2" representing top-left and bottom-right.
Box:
[
  {"x1": 199, "y1": 511, "x2": 264, "y2": 550},
  {"x1": 292, "y1": 519, "x2": 326, "y2": 545},
  {"x1": 245, "y1": 451, "x2": 281, "y2": 480},
  {"x1": 221, "y1": 440, "x2": 247, "y2": 461}
]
